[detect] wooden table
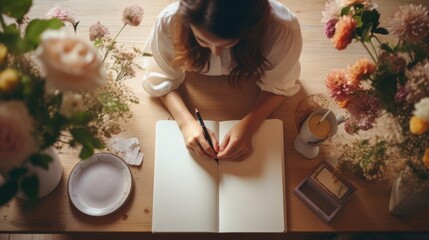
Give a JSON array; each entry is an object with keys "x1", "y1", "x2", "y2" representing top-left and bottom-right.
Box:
[{"x1": 1, "y1": 0, "x2": 429, "y2": 234}]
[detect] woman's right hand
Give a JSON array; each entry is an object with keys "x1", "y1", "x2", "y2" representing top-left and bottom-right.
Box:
[
  {"x1": 159, "y1": 90, "x2": 219, "y2": 160},
  {"x1": 180, "y1": 121, "x2": 219, "y2": 159}
]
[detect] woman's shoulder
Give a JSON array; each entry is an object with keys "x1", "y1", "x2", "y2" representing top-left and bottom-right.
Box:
[
  {"x1": 268, "y1": 0, "x2": 300, "y2": 31},
  {"x1": 155, "y1": 2, "x2": 179, "y2": 29},
  {"x1": 264, "y1": 1, "x2": 302, "y2": 61}
]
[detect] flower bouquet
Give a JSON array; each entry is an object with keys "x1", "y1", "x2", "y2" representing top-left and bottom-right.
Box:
[
  {"x1": 0, "y1": 1, "x2": 142, "y2": 205},
  {"x1": 321, "y1": 0, "x2": 429, "y2": 190}
]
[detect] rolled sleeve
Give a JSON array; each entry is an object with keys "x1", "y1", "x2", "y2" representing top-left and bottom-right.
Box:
[
  {"x1": 141, "y1": 57, "x2": 184, "y2": 97},
  {"x1": 141, "y1": 2, "x2": 184, "y2": 97},
  {"x1": 257, "y1": 8, "x2": 303, "y2": 96}
]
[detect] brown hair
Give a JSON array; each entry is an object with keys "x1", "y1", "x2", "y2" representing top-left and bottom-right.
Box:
[{"x1": 171, "y1": 0, "x2": 272, "y2": 86}]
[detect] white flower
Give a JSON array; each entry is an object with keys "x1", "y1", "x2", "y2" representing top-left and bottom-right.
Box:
[
  {"x1": 414, "y1": 97, "x2": 429, "y2": 122},
  {"x1": 389, "y1": 4, "x2": 429, "y2": 43},
  {"x1": 36, "y1": 29, "x2": 104, "y2": 91},
  {"x1": 0, "y1": 101, "x2": 38, "y2": 174},
  {"x1": 60, "y1": 92, "x2": 84, "y2": 118},
  {"x1": 321, "y1": 0, "x2": 346, "y2": 23}
]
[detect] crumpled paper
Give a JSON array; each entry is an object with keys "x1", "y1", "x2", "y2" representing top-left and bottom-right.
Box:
[{"x1": 107, "y1": 137, "x2": 144, "y2": 166}]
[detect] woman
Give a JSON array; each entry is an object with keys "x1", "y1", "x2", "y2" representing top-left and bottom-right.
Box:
[{"x1": 142, "y1": 0, "x2": 302, "y2": 161}]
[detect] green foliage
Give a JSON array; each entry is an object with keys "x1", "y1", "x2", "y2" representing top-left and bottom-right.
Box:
[
  {"x1": 0, "y1": 24, "x2": 22, "y2": 53},
  {"x1": 338, "y1": 139, "x2": 389, "y2": 180},
  {"x1": 0, "y1": 167, "x2": 27, "y2": 205},
  {"x1": 0, "y1": 0, "x2": 32, "y2": 20},
  {"x1": 0, "y1": 19, "x2": 62, "y2": 54},
  {"x1": 0, "y1": 180, "x2": 18, "y2": 206},
  {"x1": 341, "y1": 6, "x2": 351, "y2": 16},
  {"x1": 99, "y1": 92, "x2": 129, "y2": 113},
  {"x1": 24, "y1": 19, "x2": 62, "y2": 51},
  {"x1": 21, "y1": 175, "x2": 39, "y2": 202},
  {"x1": 342, "y1": 5, "x2": 387, "y2": 44},
  {"x1": 70, "y1": 128, "x2": 105, "y2": 159},
  {"x1": 30, "y1": 154, "x2": 53, "y2": 170},
  {"x1": 372, "y1": 67, "x2": 399, "y2": 114}
]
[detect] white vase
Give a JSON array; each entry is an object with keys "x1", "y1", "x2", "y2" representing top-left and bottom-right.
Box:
[
  {"x1": 389, "y1": 172, "x2": 429, "y2": 215},
  {"x1": 16, "y1": 146, "x2": 63, "y2": 199}
]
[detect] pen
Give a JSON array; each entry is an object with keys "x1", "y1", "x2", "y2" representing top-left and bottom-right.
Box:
[{"x1": 194, "y1": 108, "x2": 219, "y2": 165}]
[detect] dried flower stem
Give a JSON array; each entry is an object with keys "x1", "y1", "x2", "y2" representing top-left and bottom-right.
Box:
[{"x1": 102, "y1": 23, "x2": 127, "y2": 63}]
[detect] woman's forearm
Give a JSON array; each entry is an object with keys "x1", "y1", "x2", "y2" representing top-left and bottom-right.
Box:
[
  {"x1": 241, "y1": 91, "x2": 286, "y2": 134},
  {"x1": 160, "y1": 90, "x2": 194, "y2": 128}
]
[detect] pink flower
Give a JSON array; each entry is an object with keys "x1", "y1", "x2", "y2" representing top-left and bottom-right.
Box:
[
  {"x1": 344, "y1": 119, "x2": 360, "y2": 134},
  {"x1": 325, "y1": 68, "x2": 357, "y2": 103},
  {"x1": 324, "y1": 19, "x2": 338, "y2": 39},
  {"x1": 89, "y1": 21, "x2": 110, "y2": 41},
  {"x1": 0, "y1": 101, "x2": 38, "y2": 174},
  {"x1": 394, "y1": 86, "x2": 409, "y2": 104},
  {"x1": 46, "y1": 6, "x2": 77, "y2": 25},
  {"x1": 37, "y1": 30, "x2": 104, "y2": 91},
  {"x1": 332, "y1": 15, "x2": 357, "y2": 50},
  {"x1": 122, "y1": 5, "x2": 144, "y2": 27},
  {"x1": 344, "y1": 94, "x2": 382, "y2": 132},
  {"x1": 378, "y1": 52, "x2": 406, "y2": 74}
]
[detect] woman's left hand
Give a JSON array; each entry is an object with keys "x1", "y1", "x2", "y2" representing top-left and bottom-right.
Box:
[
  {"x1": 216, "y1": 92, "x2": 286, "y2": 161},
  {"x1": 217, "y1": 121, "x2": 254, "y2": 161}
]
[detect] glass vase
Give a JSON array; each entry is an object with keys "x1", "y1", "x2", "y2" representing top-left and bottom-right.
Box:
[{"x1": 389, "y1": 168, "x2": 429, "y2": 215}]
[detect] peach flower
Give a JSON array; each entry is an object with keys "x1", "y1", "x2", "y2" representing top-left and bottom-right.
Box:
[
  {"x1": 347, "y1": 58, "x2": 376, "y2": 86},
  {"x1": 325, "y1": 68, "x2": 357, "y2": 102},
  {"x1": 0, "y1": 101, "x2": 38, "y2": 174},
  {"x1": 332, "y1": 15, "x2": 357, "y2": 50},
  {"x1": 37, "y1": 30, "x2": 104, "y2": 91}
]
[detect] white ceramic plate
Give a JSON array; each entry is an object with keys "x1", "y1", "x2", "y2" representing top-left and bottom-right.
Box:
[{"x1": 68, "y1": 153, "x2": 133, "y2": 216}]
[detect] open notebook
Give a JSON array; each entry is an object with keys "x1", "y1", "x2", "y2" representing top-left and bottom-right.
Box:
[{"x1": 152, "y1": 119, "x2": 285, "y2": 233}]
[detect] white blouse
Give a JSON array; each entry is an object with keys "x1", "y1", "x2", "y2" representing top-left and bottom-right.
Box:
[{"x1": 141, "y1": 0, "x2": 302, "y2": 97}]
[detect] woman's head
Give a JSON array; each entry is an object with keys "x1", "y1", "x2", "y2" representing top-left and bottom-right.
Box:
[
  {"x1": 172, "y1": 0, "x2": 272, "y2": 85},
  {"x1": 180, "y1": 0, "x2": 269, "y2": 39},
  {"x1": 190, "y1": 24, "x2": 239, "y2": 56}
]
